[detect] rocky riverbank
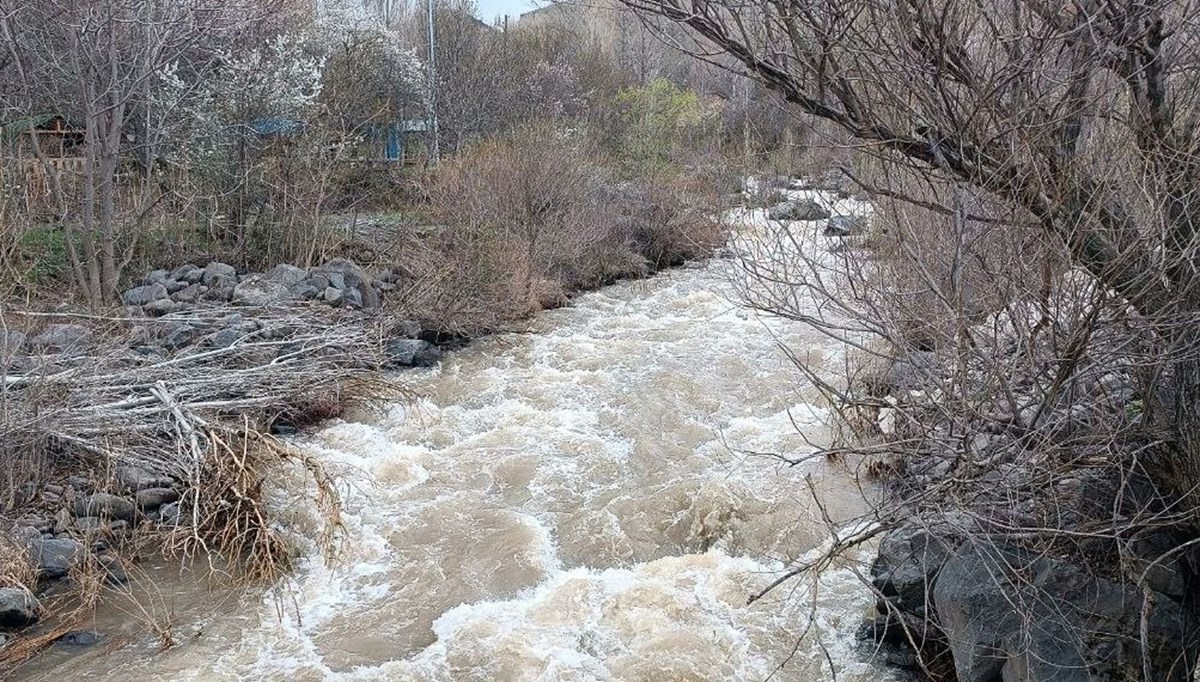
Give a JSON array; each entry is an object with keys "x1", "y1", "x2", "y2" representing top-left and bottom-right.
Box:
[
  {"x1": 846, "y1": 276, "x2": 1200, "y2": 680},
  {"x1": 0, "y1": 255, "x2": 483, "y2": 665},
  {"x1": 0, "y1": 202, "x2": 732, "y2": 668}
]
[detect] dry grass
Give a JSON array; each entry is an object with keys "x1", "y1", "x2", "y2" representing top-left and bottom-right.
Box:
[{"x1": 0, "y1": 302, "x2": 410, "y2": 667}]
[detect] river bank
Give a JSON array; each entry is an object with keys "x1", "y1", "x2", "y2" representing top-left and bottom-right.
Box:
[
  {"x1": 4, "y1": 183, "x2": 897, "y2": 680},
  {"x1": 0, "y1": 179, "x2": 732, "y2": 673}
]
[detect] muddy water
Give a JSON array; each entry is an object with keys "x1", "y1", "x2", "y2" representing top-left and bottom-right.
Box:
[{"x1": 24, "y1": 197, "x2": 892, "y2": 681}]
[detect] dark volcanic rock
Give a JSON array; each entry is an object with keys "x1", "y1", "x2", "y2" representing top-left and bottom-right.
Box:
[
  {"x1": 934, "y1": 541, "x2": 1199, "y2": 681},
  {"x1": 384, "y1": 339, "x2": 443, "y2": 368}
]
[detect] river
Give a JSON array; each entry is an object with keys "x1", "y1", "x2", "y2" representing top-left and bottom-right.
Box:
[{"x1": 23, "y1": 194, "x2": 892, "y2": 681}]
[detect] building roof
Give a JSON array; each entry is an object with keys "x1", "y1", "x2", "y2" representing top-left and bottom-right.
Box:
[{"x1": 1, "y1": 114, "x2": 73, "y2": 142}]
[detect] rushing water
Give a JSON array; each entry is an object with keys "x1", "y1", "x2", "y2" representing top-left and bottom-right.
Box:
[{"x1": 23, "y1": 195, "x2": 893, "y2": 681}]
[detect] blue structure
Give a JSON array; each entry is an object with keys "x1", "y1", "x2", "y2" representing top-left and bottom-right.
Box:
[{"x1": 378, "y1": 119, "x2": 429, "y2": 162}]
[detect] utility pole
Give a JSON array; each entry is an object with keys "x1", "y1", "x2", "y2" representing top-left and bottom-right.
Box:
[{"x1": 426, "y1": 0, "x2": 441, "y2": 163}]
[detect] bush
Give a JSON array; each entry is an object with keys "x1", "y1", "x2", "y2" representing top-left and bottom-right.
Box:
[{"x1": 411, "y1": 123, "x2": 726, "y2": 334}]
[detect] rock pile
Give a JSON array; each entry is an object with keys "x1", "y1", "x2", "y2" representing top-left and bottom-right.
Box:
[{"x1": 120, "y1": 259, "x2": 395, "y2": 317}]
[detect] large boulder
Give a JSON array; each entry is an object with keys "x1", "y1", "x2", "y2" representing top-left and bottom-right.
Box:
[
  {"x1": 232, "y1": 276, "x2": 291, "y2": 306},
  {"x1": 934, "y1": 541, "x2": 1200, "y2": 681},
  {"x1": 768, "y1": 199, "x2": 831, "y2": 222},
  {"x1": 0, "y1": 588, "x2": 39, "y2": 629}
]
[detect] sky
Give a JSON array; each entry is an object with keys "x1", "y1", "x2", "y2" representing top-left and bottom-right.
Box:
[{"x1": 474, "y1": 0, "x2": 540, "y2": 21}]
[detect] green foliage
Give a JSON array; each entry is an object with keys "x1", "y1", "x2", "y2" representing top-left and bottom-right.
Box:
[
  {"x1": 615, "y1": 79, "x2": 716, "y2": 175},
  {"x1": 18, "y1": 223, "x2": 69, "y2": 285}
]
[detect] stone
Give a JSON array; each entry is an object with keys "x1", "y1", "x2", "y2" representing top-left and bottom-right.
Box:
[
  {"x1": 163, "y1": 278, "x2": 189, "y2": 294},
  {"x1": 99, "y1": 555, "x2": 128, "y2": 584},
  {"x1": 72, "y1": 517, "x2": 107, "y2": 533},
  {"x1": 390, "y1": 320, "x2": 422, "y2": 339},
  {"x1": 232, "y1": 276, "x2": 291, "y2": 306},
  {"x1": 767, "y1": 199, "x2": 831, "y2": 222},
  {"x1": 202, "y1": 261, "x2": 237, "y2": 287},
  {"x1": 304, "y1": 274, "x2": 330, "y2": 292},
  {"x1": 323, "y1": 287, "x2": 344, "y2": 306},
  {"x1": 36, "y1": 538, "x2": 81, "y2": 578},
  {"x1": 208, "y1": 328, "x2": 243, "y2": 349},
  {"x1": 312, "y1": 259, "x2": 375, "y2": 308},
  {"x1": 135, "y1": 487, "x2": 179, "y2": 509},
  {"x1": 934, "y1": 541, "x2": 1199, "y2": 681},
  {"x1": 116, "y1": 465, "x2": 173, "y2": 492},
  {"x1": 143, "y1": 299, "x2": 183, "y2": 317},
  {"x1": 162, "y1": 322, "x2": 199, "y2": 350},
  {"x1": 144, "y1": 269, "x2": 171, "y2": 285},
  {"x1": 204, "y1": 285, "x2": 235, "y2": 302},
  {"x1": 344, "y1": 287, "x2": 364, "y2": 308},
  {"x1": 0, "y1": 588, "x2": 39, "y2": 629},
  {"x1": 121, "y1": 283, "x2": 169, "y2": 306},
  {"x1": 265, "y1": 264, "x2": 308, "y2": 286},
  {"x1": 871, "y1": 522, "x2": 960, "y2": 618},
  {"x1": 158, "y1": 502, "x2": 181, "y2": 526},
  {"x1": 384, "y1": 339, "x2": 443, "y2": 369},
  {"x1": 288, "y1": 283, "x2": 322, "y2": 300},
  {"x1": 11, "y1": 526, "x2": 42, "y2": 548},
  {"x1": 171, "y1": 283, "x2": 205, "y2": 303},
  {"x1": 171, "y1": 264, "x2": 204, "y2": 283},
  {"x1": 58, "y1": 630, "x2": 102, "y2": 646},
  {"x1": 73, "y1": 493, "x2": 136, "y2": 522},
  {"x1": 29, "y1": 324, "x2": 90, "y2": 352},
  {"x1": 823, "y1": 215, "x2": 868, "y2": 237}
]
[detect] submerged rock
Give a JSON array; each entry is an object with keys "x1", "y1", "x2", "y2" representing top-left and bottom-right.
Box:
[
  {"x1": 57, "y1": 630, "x2": 102, "y2": 646},
  {"x1": 384, "y1": 339, "x2": 442, "y2": 368},
  {"x1": 768, "y1": 199, "x2": 830, "y2": 222},
  {"x1": 823, "y1": 214, "x2": 868, "y2": 237}
]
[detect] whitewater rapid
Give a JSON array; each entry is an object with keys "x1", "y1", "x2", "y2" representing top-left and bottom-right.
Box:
[{"x1": 25, "y1": 193, "x2": 892, "y2": 681}]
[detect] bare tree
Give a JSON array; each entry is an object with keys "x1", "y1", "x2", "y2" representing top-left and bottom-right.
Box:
[
  {"x1": 0, "y1": 0, "x2": 281, "y2": 306},
  {"x1": 614, "y1": 0, "x2": 1200, "y2": 676}
]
